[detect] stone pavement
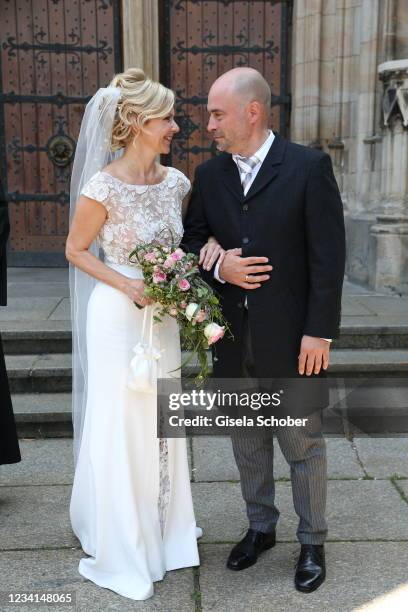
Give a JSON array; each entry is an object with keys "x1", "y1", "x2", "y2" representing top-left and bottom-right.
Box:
[{"x1": 1, "y1": 436, "x2": 408, "y2": 611}]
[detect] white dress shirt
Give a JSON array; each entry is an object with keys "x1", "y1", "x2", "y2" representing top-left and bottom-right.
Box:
[
  {"x1": 212, "y1": 130, "x2": 331, "y2": 342},
  {"x1": 234, "y1": 129, "x2": 276, "y2": 195}
]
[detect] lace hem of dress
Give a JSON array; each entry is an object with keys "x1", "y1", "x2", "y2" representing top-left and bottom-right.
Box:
[{"x1": 158, "y1": 437, "x2": 170, "y2": 537}]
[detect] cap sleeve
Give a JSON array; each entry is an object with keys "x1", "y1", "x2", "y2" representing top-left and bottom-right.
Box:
[
  {"x1": 181, "y1": 175, "x2": 191, "y2": 198},
  {"x1": 174, "y1": 170, "x2": 191, "y2": 199},
  {"x1": 80, "y1": 172, "x2": 111, "y2": 208}
]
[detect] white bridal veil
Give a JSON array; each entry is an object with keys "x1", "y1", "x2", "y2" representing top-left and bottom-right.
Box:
[{"x1": 69, "y1": 87, "x2": 122, "y2": 465}]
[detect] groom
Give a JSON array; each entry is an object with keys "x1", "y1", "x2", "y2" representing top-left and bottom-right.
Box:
[{"x1": 182, "y1": 67, "x2": 345, "y2": 593}]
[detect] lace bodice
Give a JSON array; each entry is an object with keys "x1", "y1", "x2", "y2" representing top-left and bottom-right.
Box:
[{"x1": 80, "y1": 167, "x2": 190, "y2": 265}]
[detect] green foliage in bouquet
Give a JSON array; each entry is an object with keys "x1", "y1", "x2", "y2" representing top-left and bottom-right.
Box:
[{"x1": 129, "y1": 242, "x2": 231, "y2": 384}]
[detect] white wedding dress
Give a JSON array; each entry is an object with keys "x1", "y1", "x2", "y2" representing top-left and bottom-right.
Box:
[{"x1": 69, "y1": 167, "x2": 200, "y2": 601}]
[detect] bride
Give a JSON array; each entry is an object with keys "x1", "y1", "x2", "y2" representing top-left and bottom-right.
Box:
[{"x1": 66, "y1": 68, "x2": 224, "y2": 600}]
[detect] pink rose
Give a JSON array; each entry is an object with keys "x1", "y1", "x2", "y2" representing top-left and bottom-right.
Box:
[
  {"x1": 204, "y1": 322, "x2": 225, "y2": 345},
  {"x1": 178, "y1": 279, "x2": 190, "y2": 291},
  {"x1": 170, "y1": 248, "x2": 185, "y2": 261},
  {"x1": 195, "y1": 310, "x2": 207, "y2": 323},
  {"x1": 163, "y1": 258, "x2": 174, "y2": 269},
  {"x1": 153, "y1": 271, "x2": 167, "y2": 283},
  {"x1": 144, "y1": 252, "x2": 156, "y2": 262}
]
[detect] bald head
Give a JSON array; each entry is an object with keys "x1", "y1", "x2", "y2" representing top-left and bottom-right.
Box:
[
  {"x1": 207, "y1": 67, "x2": 271, "y2": 155},
  {"x1": 210, "y1": 67, "x2": 271, "y2": 110}
]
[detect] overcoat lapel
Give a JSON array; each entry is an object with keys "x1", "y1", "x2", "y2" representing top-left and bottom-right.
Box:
[
  {"x1": 221, "y1": 157, "x2": 243, "y2": 203},
  {"x1": 244, "y1": 132, "x2": 287, "y2": 202}
]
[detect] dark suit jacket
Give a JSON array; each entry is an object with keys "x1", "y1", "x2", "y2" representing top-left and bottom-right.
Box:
[{"x1": 182, "y1": 132, "x2": 346, "y2": 380}]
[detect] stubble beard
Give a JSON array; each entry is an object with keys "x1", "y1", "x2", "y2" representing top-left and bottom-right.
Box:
[{"x1": 215, "y1": 137, "x2": 233, "y2": 153}]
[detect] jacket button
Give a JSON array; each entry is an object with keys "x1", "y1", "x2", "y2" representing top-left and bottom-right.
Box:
[
  {"x1": 242, "y1": 204, "x2": 249, "y2": 212},
  {"x1": 242, "y1": 237, "x2": 249, "y2": 244}
]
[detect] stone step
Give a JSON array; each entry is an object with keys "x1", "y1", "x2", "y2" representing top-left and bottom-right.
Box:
[
  {"x1": 6, "y1": 349, "x2": 408, "y2": 397},
  {"x1": 2, "y1": 320, "x2": 408, "y2": 354},
  {"x1": 335, "y1": 322, "x2": 408, "y2": 349},
  {"x1": 1, "y1": 321, "x2": 71, "y2": 355},
  {"x1": 327, "y1": 349, "x2": 408, "y2": 374},
  {"x1": 5, "y1": 351, "x2": 209, "y2": 394},
  {"x1": 13, "y1": 393, "x2": 73, "y2": 438},
  {"x1": 6, "y1": 354, "x2": 72, "y2": 393}
]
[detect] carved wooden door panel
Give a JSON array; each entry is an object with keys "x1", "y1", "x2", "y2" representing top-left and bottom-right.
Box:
[
  {"x1": 160, "y1": 0, "x2": 292, "y2": 181},
  {"x1": 0, "y1": 0, "x2": 122, "y2": 266}
]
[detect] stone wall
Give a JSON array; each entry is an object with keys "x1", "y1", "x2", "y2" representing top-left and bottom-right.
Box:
[{"x1": 291, "y1": 0, "x2": 408, "y2": 294}]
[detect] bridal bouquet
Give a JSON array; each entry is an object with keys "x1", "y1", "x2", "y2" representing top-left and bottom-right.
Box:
[{"x1": 129, "y1": 242, "x2": 230, "y2": 383}]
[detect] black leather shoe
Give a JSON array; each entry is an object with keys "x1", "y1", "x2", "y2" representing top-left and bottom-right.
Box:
[
  {"x1": 226, "y1": 528, "x2": 276, "y2": 571},
  {"x1": 294, "y1": 544, "x2": 326, "y2": 593}
]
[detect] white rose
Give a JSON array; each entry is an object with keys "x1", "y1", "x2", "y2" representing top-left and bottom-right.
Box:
[{"x1": 185, "y1": 303, "x2": 199, "y2": 321}]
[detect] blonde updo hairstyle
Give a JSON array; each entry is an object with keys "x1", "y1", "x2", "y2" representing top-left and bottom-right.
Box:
[{"x1": 109, "y1": 68, "x2": 175, "y2": 151}]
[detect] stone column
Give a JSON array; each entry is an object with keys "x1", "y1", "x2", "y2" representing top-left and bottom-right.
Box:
[
  {"x1": 290, "y1": 0, "x2": 324, "y2": 148},
  {"x1": 369, "y1": 59, "x2": 408, "y2": 293},
  {"x1": 121, "y1": 0, "x2": 160, "y2": 80}
]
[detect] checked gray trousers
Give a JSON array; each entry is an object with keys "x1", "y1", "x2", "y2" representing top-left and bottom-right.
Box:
[{"x1": 230, "y1": 309, "x2": 328, "y2": 545}]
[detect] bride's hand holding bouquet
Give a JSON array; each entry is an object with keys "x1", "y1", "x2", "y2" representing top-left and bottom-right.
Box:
[
  {"x1": 129, "y1": 242, "x2": 231, "y2": 382},
  {"x1": 122, "y1": 278, "x2": 155, "y2": 307}
]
